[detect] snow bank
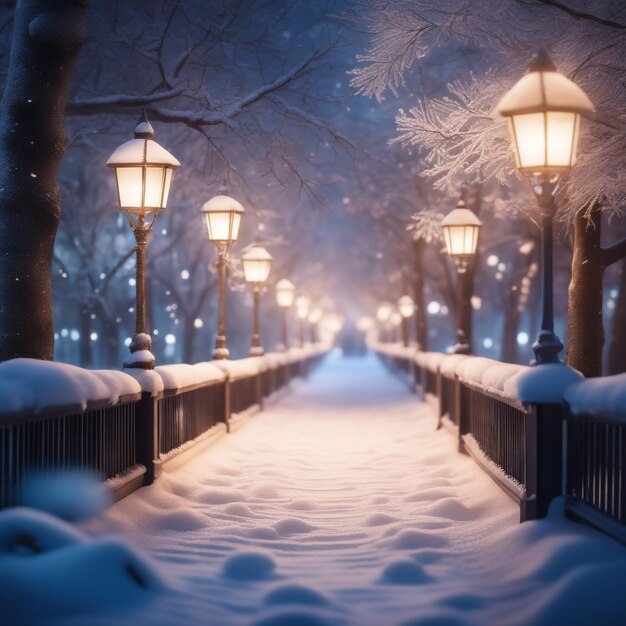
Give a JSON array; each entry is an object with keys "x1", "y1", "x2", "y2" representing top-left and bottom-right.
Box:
[
  {"x1": 214, "y1": 357, "x2": 266, "y2": 381},
  {"x1": 369, "y1": 341, "x2": 417, "y2": 360},
  {"x1": 0, "y1": 359, "x2": 141, "y2": 421},
  {"x1": 564, "y1": 373, "x2": 626, "y2": 421},
  {"x1": 155, "y1": 362, "x2": 225, "y2": 392},
  {"x1": 455, "y1": 356, "x2": 528, "y2": 403},
  {"x1": 414, "y1": 351, "x2": 445, "y2": 371},
  {"x1": 439, "y1": 354, "x2": 472, "y2": 377},
  {"x1": 515, "y1": 363, "x2": 583, "y2": 404},
  {"x1": 0, "y1": 508, "x2": 168, "y2": 625}
]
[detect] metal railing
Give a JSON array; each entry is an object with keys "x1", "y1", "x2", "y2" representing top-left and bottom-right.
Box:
[{"x1": 0, "y1": 348, "x2": 327, "y2": 509}]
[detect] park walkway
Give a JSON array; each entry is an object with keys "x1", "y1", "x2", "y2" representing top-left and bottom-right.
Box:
[{"x1": 78, "y1": 354, "x2": 531, "y2": 626}]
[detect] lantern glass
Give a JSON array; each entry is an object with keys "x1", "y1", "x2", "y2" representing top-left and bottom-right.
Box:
[
  {"x1": 295, "y1": 296, "x2": 310, "y2": 319},
  {"x1": 398, "y1": 296, "x2": 414, "y2": 318},
  {"x1": 443, "y1": 224, "x2": 480, "y2": 257},
  {"x1": 377, "y1": 303, "x2": 392, "y2": 323},
  {"x1": 201, "y1": 195, "x2": 245, "y2": 244},
  {"x1": 115, "y1": 167, "x2": 143, "y2": 209},
  {"x1": 276, "y1": 280, "x2": 295, "y2": 307},
  {"x1": 509, "y1": 111, "x2": 579, "y2": 174},
  {"x1": 243, "y1": 245, "x2": 272, "y2": 284}
]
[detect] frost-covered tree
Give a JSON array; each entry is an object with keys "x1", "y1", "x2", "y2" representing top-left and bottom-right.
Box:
[{"x1": 352, "y1": 0, "x2": 626, "y2": 376}]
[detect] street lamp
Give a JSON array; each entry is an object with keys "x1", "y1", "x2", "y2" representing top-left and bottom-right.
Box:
[
  {"x1": 276, "y1": 278, "x2": 295, "y2": 351},
  {"x1": 242, "y1": 243, "x2": 272, "y2": 356},
  {"x1": 308, "y1": 307, "x2": 323, "y2": 344},
  {"x1": 200, "y1": 192, "x2": 245, "y2": 360},
  {"x1": 107, "y1": 112, "x2": 180, "y2": 369},
  {"x1": 390, "y1": 311, "x2": 402, "y2": 344},
  {"x1": 441, "y1": 199, "x2": 482, "y2": 354},
  {"x1": 398, "y1": 295, "x2": 414, "y2": 347},
  {"x1": 496, "y1": 49, "x2": 594, "y2": 364},
  {"x1": 295, "y1": 296, "x2": 310, "y2": 347},
  {"x1": 376, "y1": 302, "x2": 393, "y2": 343}
]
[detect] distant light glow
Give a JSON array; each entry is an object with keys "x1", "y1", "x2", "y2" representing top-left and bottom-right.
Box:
[
  {"x1": 124, "y1": 337, "x2": 132, "y2": 347},
  {"x1": 165, "y1": 333, "x2": 176, "y2": 345},
  {"x1": 497, "y1": 262, "x2": 506, "y2": 272},
  {"x1": 487, "y1": 255, "x2": 499, "y2": 267},
  {"x1": 483, "y1": 337, "x2": 493, "y2": 349},
  {"x1": 427, "y1": 301, "x2": 440, "y2": 315},
  {"x1": 471, "y1": 296, "x2": 482, "y2": 310},
  {"x1": 90, "y1": 332, "x2": 98, "y2": 341},
  {"x1": 607, "y1": 299, "x2": 616, "y2": 310},
  {"x1": 70, "y1": 330, "x2": 80, "y2": 341},
  {"x1": 181, "y1": 269, "x2": 190, "y2": 280},
  {"x1": 517, "y1": 332, "x2": 529, "y2": 346},
  {"x1": 610, "y1": 289, "x2": 618, "y2": 298},
  {"x1": 128, "y1": 278, "x2": 136, "y2": 286},
  {"x1": 194, "y1": 318, "x2": 204, "y2": 329},
  {"x1": 61, "y1": 328, "x2": 69, "y2": 338},
  {"x1": 99, "y1": 273, "x2": 106, "y2": 280}
]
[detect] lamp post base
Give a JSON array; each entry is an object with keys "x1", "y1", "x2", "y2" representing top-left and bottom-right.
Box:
[
  {"x1": 213, "y1": 335, "x2": 229, "y2": 360},
  {"x1": 531, "y1": 329, "x2": 563, "y2": 365},
  {"x1": 250, "y1": 345, "x2": 265, "y2": 357},
  {"x1": 452, "y1": 330, "x2": 471, "y2": 355},
  {"x1": 124, "y1": 333, "x2": 155, "y2": 370}
]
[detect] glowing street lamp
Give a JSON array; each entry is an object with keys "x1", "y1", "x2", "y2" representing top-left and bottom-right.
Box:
[
  {"x1": 276, "y1": 278, "x2": 295, "y2": 351},
  {"x1": 376, "y1": 302, "x2": 393, "y2": 343},
  {"x1": 398, "y1": 295, "x2": 414, "y2": 347},
  {"x1": 441, "y1": 199, "x2": 482, "y2": 355},
  {"x1": 243, "y1": 243, "x2": 272, "y2": 356},
  {"x1": 295, "y1": 296, "x2": 310, "y2": 347},
  {"x1": 496, "y1": 50, "x2": 594, "y2": 364},
  {"x1": 107, "y1": 112, "x2": 180, "y2": 369},
  {"x1": 308, "y1": 307, "x2": 323, "y2": 344},
  {"x1": 201, "y1": 191, "x2": 245, "y2": 360}
]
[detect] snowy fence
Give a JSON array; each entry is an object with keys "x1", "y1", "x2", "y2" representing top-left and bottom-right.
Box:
[
  {"x1": 373, "y1": 342, "x2": 626, "y2": 541},
  {"x1": 0, "y1": 346, "x2": 328, "y2": 508}
]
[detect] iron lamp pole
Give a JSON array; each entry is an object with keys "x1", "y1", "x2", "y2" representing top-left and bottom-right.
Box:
[
  {"x1": 242, "y1": 244, "x2": 273, "y2": 356},
  {"x1": 276, "y1": 279, "x2": 295, "y2": 351},
  {"x1": 398, "y1": 295, "x2": 414, "y2": 347}
]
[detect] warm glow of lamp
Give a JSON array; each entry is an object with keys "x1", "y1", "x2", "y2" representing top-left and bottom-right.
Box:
[
  {"x1": 107, "y1": 113, "x2": 180, "y2": 222},
  {"x1": 295, "y1": 296, "x2": 310, "y2": 320},
  {"x1": 441, "y1": 200, "x2": 482, "y2": 271},
  {"x1": 398, "y1": 295, "x2": 414, "y2": 318},
  {"x1": 495, "y1": 50, "x2": 595, "y2": 177},
  {"x1": 201, "y1": 194, "x2": 245, "y2": 244},
  {"x1": 242, "y1": 244, "x2": 272, "y2": 284},
  {"x1": 390, "y1": 311, "x2": 402, "y2": 327},
  {"x1": 276, "y1": 279, "x2": 295, "y2": 308},
  {"x1": 377, "y1": 302, "x2": 393, "y2": 323},
  {"x1": 308, "y1": 308, "x2": 323, "y2": 324},
  {"x1": 357, "y1": 316, "x2": 374, "y2": 332}
]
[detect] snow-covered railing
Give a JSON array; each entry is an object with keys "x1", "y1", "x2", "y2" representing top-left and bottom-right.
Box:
[{"x1": 0, "y1": 345, "x2": 329, "y2": 509}]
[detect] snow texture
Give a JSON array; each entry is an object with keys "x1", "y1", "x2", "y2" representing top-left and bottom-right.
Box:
[
  {"x1": 124, "y1": 369, "x2": 164, "y2": 397},
  {"x1": 57, "y1": 355, "x2": 626, "y2": 626},
  {"x1": 0, "y1": 358, "x2": 140, "y2": 421},
  {"x1": 155, "y1": 362, "x2": 226, "y2": 391},
  {"x1": 515, "y1": 363, "x2": 583, "y2": 404},
  {"x1": 565, "y1": 373, "x2": 626, "y2": 421},
  {"x1": 123, "y1": 349, "x2": 155, "y2": 366}
]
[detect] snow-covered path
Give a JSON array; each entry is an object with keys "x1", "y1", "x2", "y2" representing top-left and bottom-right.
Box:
[{"x1": 77, "y1": 354, "x2": 626, "y2": 626}]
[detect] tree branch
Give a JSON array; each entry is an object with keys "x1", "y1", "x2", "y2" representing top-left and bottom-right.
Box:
[{"x1": 532, "y1": 0, "x2": 625, "y2": 29}]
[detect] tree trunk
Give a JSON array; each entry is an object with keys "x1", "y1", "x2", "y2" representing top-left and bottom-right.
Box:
[
  {"x1": 608, "y1": 256, "x2": 626, "y2": 374},
  {"x1": 412, "y1": 239, "x2": 427, "y2": 350},
  {"x1": 566, "y1": 206, "x2": 604, "y2": 377},
  {"x1": 0, "y1": 1, "x2": 87, "y2": 361}
]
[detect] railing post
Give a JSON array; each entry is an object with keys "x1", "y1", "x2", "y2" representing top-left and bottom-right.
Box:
[
  {"x1": 521, "y1": 402, "x2": 564, "y2": 521},
  {"x1": 223, "y1": 372, "x2": 231, "y2": 433},
  {"x1": 135, "y1": 391, "x2": 158, "y2": 485},
  {"x1": 457, "y1": 380, "x2": 469, "y2": 454}
]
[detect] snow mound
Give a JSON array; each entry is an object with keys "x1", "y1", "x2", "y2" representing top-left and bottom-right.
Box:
[
  {"x1": 380, "y1": 559, "x2": 433, "y2": 585},
  {"x1": 365, "y1": 512, "x2": 399, "y2": 526},
  {"x1": 0, "y1": 508, "x2": 166, "y2": 625},
  {"x1": 154, "y1": 509, "x2": 207, "y2": 532},
  {"x1": 222, "y1": 550, "x2": 277, "y2": 580},
  {"x1": 264, "y1": 584, "x2": 329, "y2": 606},
  {"x1": 391, "y1": 528, "x2": 448, "y2": 550},
  {"x1": 198, "y1": 488, "x2": 244, "y2": 505},
  {"x1": 515, "y1": 363, "x2": 583, "y2": 404},
  {"x1": 252, "y1": 611, "x2": 332, "y2": 626},
  {"x1": 274, "y1": 518, "x2": 315, "y2": 536}
]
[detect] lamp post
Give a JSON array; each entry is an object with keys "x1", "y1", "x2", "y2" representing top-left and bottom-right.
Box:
[
  {"x1": 390, "y1": 312, "x2": 402, "y2": 344},
  {"x1": 441, "y1": 199, "x2": 482, "y2": 354},
  {"x1": 308, "y1": 307, "x2": 323, "y2": 344},
  {"x1": 242, "y1": 244, "x2": 272, "y2": 356},
  {"x1": 398, "y1": 295, "x2": 414, "y2": 347},
  {"x1": 107, "y1": 112, "x2": 180, "y2": 369},
  {"x1": 200, "y1": 193, "x2": 245, "y2": 360},
  {"x1": 496, "y1": 50, "x2": 594, "y2": 364},
  {"x1": 376, "y1": 302, "x2": 393, "y2": 343},
  {"x1": 295, "y1": 296, "x2": 310, "y2": 347},
  {"x1": 276, "y1": 279, "x2": 295, "y2": 351}
]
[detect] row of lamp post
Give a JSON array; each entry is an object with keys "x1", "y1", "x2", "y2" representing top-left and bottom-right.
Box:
[
  {"x1": 376, "y1": 50, "x2": 594, "y2": 365},
  {"x1": 107, "y1": 112, "x2": 318, "y2": 369},
  {"x1": 432, "y1": 51, "x2": 595, "y2": 365}
]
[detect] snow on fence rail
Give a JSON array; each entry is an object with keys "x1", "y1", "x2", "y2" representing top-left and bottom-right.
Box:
[
  {"x1": 372, "y1": 342, "x2": 626, "y2": 543},
  {"x1": 0, "y1": 345, "x2": 328, "y2": 509}
]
